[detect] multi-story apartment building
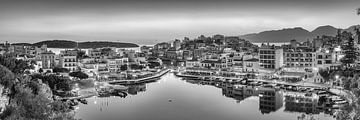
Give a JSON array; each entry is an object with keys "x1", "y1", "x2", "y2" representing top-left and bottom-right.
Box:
[
  {"x1": 243, "y1": 58, "x2": 259, "y2": 73},
  {"x1": 314, "y1": 48, "x2": 340, "y2": 70},
  {"x1": 40, "y1": 52, "x2": 56, "y2": 70},
  {"x1": 59, "y1": 55, "x2": 77, "y2": 72},
  {"x1": 88, "y1": 48, "x2": 102, "y2": 59},
  {"x1": 258, "y1": 44, "x2": 283, "y2": 70},
  {"x1": 107, "y1": 57, "x2": 128, "y2": 72},
  {"x1": 284, "y1": 48, "x2": 315, "y2": 72}
]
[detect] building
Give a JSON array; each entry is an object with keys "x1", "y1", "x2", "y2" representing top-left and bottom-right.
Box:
[
  {"x1": 213, "y1": 34, "x2": 225, "y2": 45},
  {"x1": 10, "y1": 45, "x2": 25, "y2": 55},
  {"x1": 311, "y1": 72, "x2": 326, "y2": 83},
  {"x1": 193, "y1": 48, "x2": 206, "y2": 59},
  {"x1": 243, "y1": 58, "x2": 259, "y2": 73},
  {"x1": 154, "y1": 42, "x2": 171, "y2": 50},
  {"x1": 40, "y1": 52, "x2": 56, "y2": 70},
  {"x1": 284, "y1": 48, "x2": 315, "y2": 72},
  {"x1": 232, "y1": 57, "x2": 243, "y2": 72},
  {"x1": 88, "y1": 48, "x2": 102, "y2": 59},
  {"x1": 258, "y1": 44, "x2": 283, "y2": 70},
  {"x1": 173, "y1": 39, "x2": 181, "y2": 50},
  {"x1": 59, "y1": 55, "x2": 77, "y2": 72},
  {"x1": 314, "y1": 48, "x2": 340, "y2": 70},
  {"x1": 185, "y1": 60, "x2": 200, "y2": 68},
  {"x1": 107, "y1": 58, "x2": 124, "y2": 72},
  {"x1": 165, "y1": 48, "x2": 179, "y2": 60}
]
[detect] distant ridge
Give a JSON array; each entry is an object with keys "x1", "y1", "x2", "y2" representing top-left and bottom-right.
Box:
[
  {"x1": 239, "y1": 25, "x2": 357, "y2": 43},
  {"x1": 13, "y1": 40, "x2": 139, "y2": 48}
]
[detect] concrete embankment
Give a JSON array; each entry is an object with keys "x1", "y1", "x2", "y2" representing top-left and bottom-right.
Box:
[{"x1": 107, "y1": 69, "x2": 171, "y2": 84}]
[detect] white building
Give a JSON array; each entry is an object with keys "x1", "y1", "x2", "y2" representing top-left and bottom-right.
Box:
[
  {"x1": 59, "y1": 55, "x2": 77, "y2": 72},
  {"x1": 258, "y1": 44, "x2": 283, "y2": 70}
]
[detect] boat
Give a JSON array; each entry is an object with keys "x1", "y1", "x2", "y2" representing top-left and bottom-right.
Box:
[
  {"x1": 78, "y1": 99, "x2": 88, "y2": 104},
  {"x1": 116, "y1": 91, "x2": 128, "y2": 98}
]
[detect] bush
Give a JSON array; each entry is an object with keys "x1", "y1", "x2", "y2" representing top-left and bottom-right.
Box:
[
  {"x1": 53, "y1": 67, "x2": 69, "y2": 73},
  {"x1": 0, "y1": 65, "x2": 15, "y2": 88},
  {"x1": 120, "y1": 65, "x2": 128, "y2": 71},
  {"x1": 69, "y1": 71, "x2": 89, "y2": 79}
]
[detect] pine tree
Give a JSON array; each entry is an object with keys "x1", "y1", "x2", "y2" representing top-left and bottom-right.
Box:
[{"x1": 340, "y1": 31, "x2": 359, "y2": 69}]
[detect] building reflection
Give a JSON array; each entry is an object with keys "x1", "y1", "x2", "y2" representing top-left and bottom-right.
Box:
[
  {"x1": 258, "y1": 88, "x2": 283, "y2": 114},
  {"x1": 182, "y1": 78, "x2": 337, "y2": 117},
  {"x1": 284, "y1": 93, "x2": 321, "y2": 114},
  {"x1": 127, "y1": 83, "x2": 146, "y2": 95},
  {"x1": 222, "y1": 84, "x2": 259, "y2": 102}
]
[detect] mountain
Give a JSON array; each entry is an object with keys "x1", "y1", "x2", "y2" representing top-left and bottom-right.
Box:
[
  {"x1": 344, "y1": 25, "x2": 360, "y2": 34},
  {"x1": 33, "y1": 40, "x2": 77, "y2": 48},
  {"x1": 18, "y1": 40, "x2": 139, "y2": 48},
  {"x1": 240, "y1": 25, "x2": 341, "y2": 43},
  {"x1": 311, "y1": 25, "x2": 338, "y2": 37},
  {"x1": 78, "y1": 41, "x2": 139, "y2": 48}
]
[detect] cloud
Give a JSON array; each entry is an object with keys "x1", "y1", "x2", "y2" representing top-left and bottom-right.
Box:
[{"x1": 0, "y1": 0, "x2": 359, "y2": 43}]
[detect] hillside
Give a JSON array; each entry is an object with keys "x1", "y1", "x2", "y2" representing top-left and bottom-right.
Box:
[
  {"x1": 240, "y1": 25, "x2": 342, "y2": 43},
  {"x1": 17, "y1": 40, "x2": 139, "y2": 48},
  {"x1": 79, "y1": 41, "x2": 139, "y2": 48}
]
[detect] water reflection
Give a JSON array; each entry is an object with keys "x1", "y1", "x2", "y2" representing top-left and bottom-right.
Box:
[
  {"x1": 76, "y1": 74, "x2": 336, "y2": 120},
  {"x1": 127, "y1": 84, "x2": 146, "y2": 95},
  {"x1": 259, "y1": 88, "x2": 283, "y2": 114},
  {"x1": 183, "y1": 77, "x2": 334, "y2": 117}
]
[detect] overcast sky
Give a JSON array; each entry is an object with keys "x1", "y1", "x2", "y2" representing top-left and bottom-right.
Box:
[{"x1": 0, "y1": 0, "x2": 359, "y2": 44}]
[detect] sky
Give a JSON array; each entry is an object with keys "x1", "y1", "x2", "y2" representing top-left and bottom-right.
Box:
[{"x1": 0, "y1": 0, "x2": 360, "y2": 44}]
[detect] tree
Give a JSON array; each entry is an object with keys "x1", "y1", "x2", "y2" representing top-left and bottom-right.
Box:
[
  {"x1": 100, "y1": 48, "x2": 113, "y2": 56},
  {"x1": 340, "y1": 32, "x2": 359, "y2": 69},
  {"x1": 31, "y1": 74, "x2": 72, "y2": 91},
  {"x1": 148, "y1": 62, "x2": 160, "y2": 69},
  {"x1": 38, "y1": 68, "x2": 43, "y2": 73},
  {"x1": 130, "y1": 64, "x2": 144, "y2": 70},
  {"x1": 120, "y1": 65, "x2": 128, "y2": 71},
  {"x1": 0, "y1": 65, "x2": 15, "y2": 88},
  {"x1": 52, "y1": 67, "x2": 69, "y2": 73},
  {"x1": 77, "y1": 50, "x2": 86, "y2": 59},
  {"x1": 0, "y1": 54, "x2": 32, "y2": 74},
  {"x1": 69, "y1": 71, "x2": 89, "y2": 79}
]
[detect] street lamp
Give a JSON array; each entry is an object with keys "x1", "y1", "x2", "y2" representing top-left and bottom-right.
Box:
[{"x1": 334, "y1": 75, "x2": 339, "y2": 88}]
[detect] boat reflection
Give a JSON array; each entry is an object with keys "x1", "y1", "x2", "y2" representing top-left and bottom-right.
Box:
[{"x1": 97, "y1": 78, "x2": 160, "y2": 98}]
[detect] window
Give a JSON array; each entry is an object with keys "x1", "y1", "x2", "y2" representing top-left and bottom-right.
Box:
[
  {"x1": 317, "y1": 61, "x2": 322, "y2": 65},
  {"x1": 317, "y1": 55, "x2": 323, "y2": 59},
  {"x1": 325, "y1": 60, "x2": 331, "y2": 64}
]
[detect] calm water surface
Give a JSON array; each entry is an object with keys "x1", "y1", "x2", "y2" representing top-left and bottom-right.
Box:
[{"x1": 75, "y1": 73, "x2": 335, "y2": 120}]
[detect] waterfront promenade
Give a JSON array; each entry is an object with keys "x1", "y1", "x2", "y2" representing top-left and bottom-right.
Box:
[{"x1": 176, "y1": 72, "x2": 329, "y2": 89}]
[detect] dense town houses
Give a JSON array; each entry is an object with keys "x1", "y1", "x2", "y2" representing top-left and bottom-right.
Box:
[
  {"x1": 0, "y1": 42, "x2": 153, "y2": 76},
  {"x1": 167, "y1": 31, "x2": 360, "y2": 87},
  {"x1": 0, "y1": 29, "x2": 359, "y2": 88}
]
